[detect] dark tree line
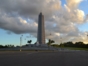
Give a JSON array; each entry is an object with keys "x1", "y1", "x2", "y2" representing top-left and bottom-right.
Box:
[
  {"x1": 0, "y1": 41, "x2": 88, "y2": 48},
  {"x1": 50, "y1": 41, "x2": 88, "y2": 48},
  {"x1": 0, "y1": 45, "x2": 14, "y2": 48},
  {"x1": 60, "y1": 42, "x2": 88, "y2": 48}
]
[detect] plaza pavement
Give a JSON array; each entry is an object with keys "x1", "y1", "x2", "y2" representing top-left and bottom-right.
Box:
[{"x1": 0, "y1": 50, "x2": 88, "y2": 66}]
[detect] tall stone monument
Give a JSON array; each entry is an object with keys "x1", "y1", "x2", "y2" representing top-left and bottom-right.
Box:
[{"x1": 37, "y1": 12, "x2": 45, "y2": 45}]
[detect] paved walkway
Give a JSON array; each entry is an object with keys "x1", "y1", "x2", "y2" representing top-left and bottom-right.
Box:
[{"x1": 0, "y1": 51, "x2": 88, "y2": 66}]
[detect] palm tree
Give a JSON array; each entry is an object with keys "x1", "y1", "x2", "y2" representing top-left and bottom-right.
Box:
[
  {"x1": 27, "y1": 40, "x2": 32, "y2": 44},
  {"x1": 47, "y1": 39, "x2": 55, "y2": 45}
]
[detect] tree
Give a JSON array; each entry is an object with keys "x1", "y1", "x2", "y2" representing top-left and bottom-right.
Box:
[
  {"x1": 64, "y1": 42, "x2": 74, "y2": 47},
  {"x1": 0, "y1": 45, "x2": 4, "y2": 48},
  {"x1": 75, "y1": 42, "x2": 84, "y2": 48},
  {"x1": 60, "y1": 44, "x2": 64, "y2": 47},
  {"x1": 51, "y1": 44, "x2": 59, "y2": 47},
  {"x1": 51, "y1": 40, "x2": 55, "y2": 43},
  {"x1": 47, "y1": 39, "x2": 55, "y2": 45},
  {"x1": 27, "y1": 40, "x2": 32, "y2": 44}
]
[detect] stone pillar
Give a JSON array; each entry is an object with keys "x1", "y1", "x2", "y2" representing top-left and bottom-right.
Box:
[{"x1": 37, "y1": 12, "x2": 45, "y2": 45}]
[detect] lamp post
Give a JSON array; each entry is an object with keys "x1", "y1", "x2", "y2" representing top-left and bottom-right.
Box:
[
  {"x1": 20, "y1": 35, "x2": 23, "y2": 51},
  {"x1": 48, "y1": 33, "x2": 51, "y2": 50},
  {"x1": 87, "y1": 34, "x2": 88, "y2": 42}
]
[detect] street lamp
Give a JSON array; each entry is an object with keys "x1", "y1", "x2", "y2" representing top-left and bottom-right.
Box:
[
  {"x1": 20, "y1": 35, "x2": 23, "y2": 51},
  {"x1": 48, "y1": 33, "x2": 51, "y2": 49},
  {"x1": 87, "y1": 34, "x2": 88, "y2": 42}
]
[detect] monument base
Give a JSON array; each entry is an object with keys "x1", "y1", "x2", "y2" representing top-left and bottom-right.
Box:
[{"x1": 36, "y1": 44, "x2": 48, "y2": 48}]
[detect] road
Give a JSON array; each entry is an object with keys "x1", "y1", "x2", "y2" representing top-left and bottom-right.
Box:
[{"x1": 0, "y1": 51, "x2": 88, "y2": 66}]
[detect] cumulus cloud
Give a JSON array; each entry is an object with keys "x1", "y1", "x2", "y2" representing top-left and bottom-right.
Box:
[
  {"x1": 66, "y1": 0, "x2": 83, "y2": 9},
  {"x1": 45, "y1": 0, "x2": 88, "y2": 43},
  {"x1": 0, "y1": 0, "x2": 61, "y2": 33},
  {"x1": 0, "y1": 11, "x2": 38, "y2": 34},
  {"x1": 0, "y1": 0, "x2": 61, "y2": 20},
  {"x1": 0, "y1": 0, "x2": 88, "y2": 43}
]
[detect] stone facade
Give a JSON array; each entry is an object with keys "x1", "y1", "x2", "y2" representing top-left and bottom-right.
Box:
[{"x1": 37, "y1": 12, "x2": 45, "y2": 44}]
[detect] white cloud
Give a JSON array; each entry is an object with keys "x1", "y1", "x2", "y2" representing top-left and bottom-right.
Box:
[
  {"x1": 18, "y1": 17, "x2": 27, "y2": 24},
  {"x1": 66, "y1": 0, "x2": 83, "y2": 9},
  {"x1": 0, "y1": 0, "x2": 88, "y2": 43}
]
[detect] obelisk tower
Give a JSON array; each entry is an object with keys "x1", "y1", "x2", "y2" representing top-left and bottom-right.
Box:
[{"x1": 37, "y1": 12, "x2": 45, "y2": 45}]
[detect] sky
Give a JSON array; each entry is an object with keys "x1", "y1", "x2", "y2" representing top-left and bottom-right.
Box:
[{"x1": 0, "y1": 0, "x2": 88, "y2": 46}]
